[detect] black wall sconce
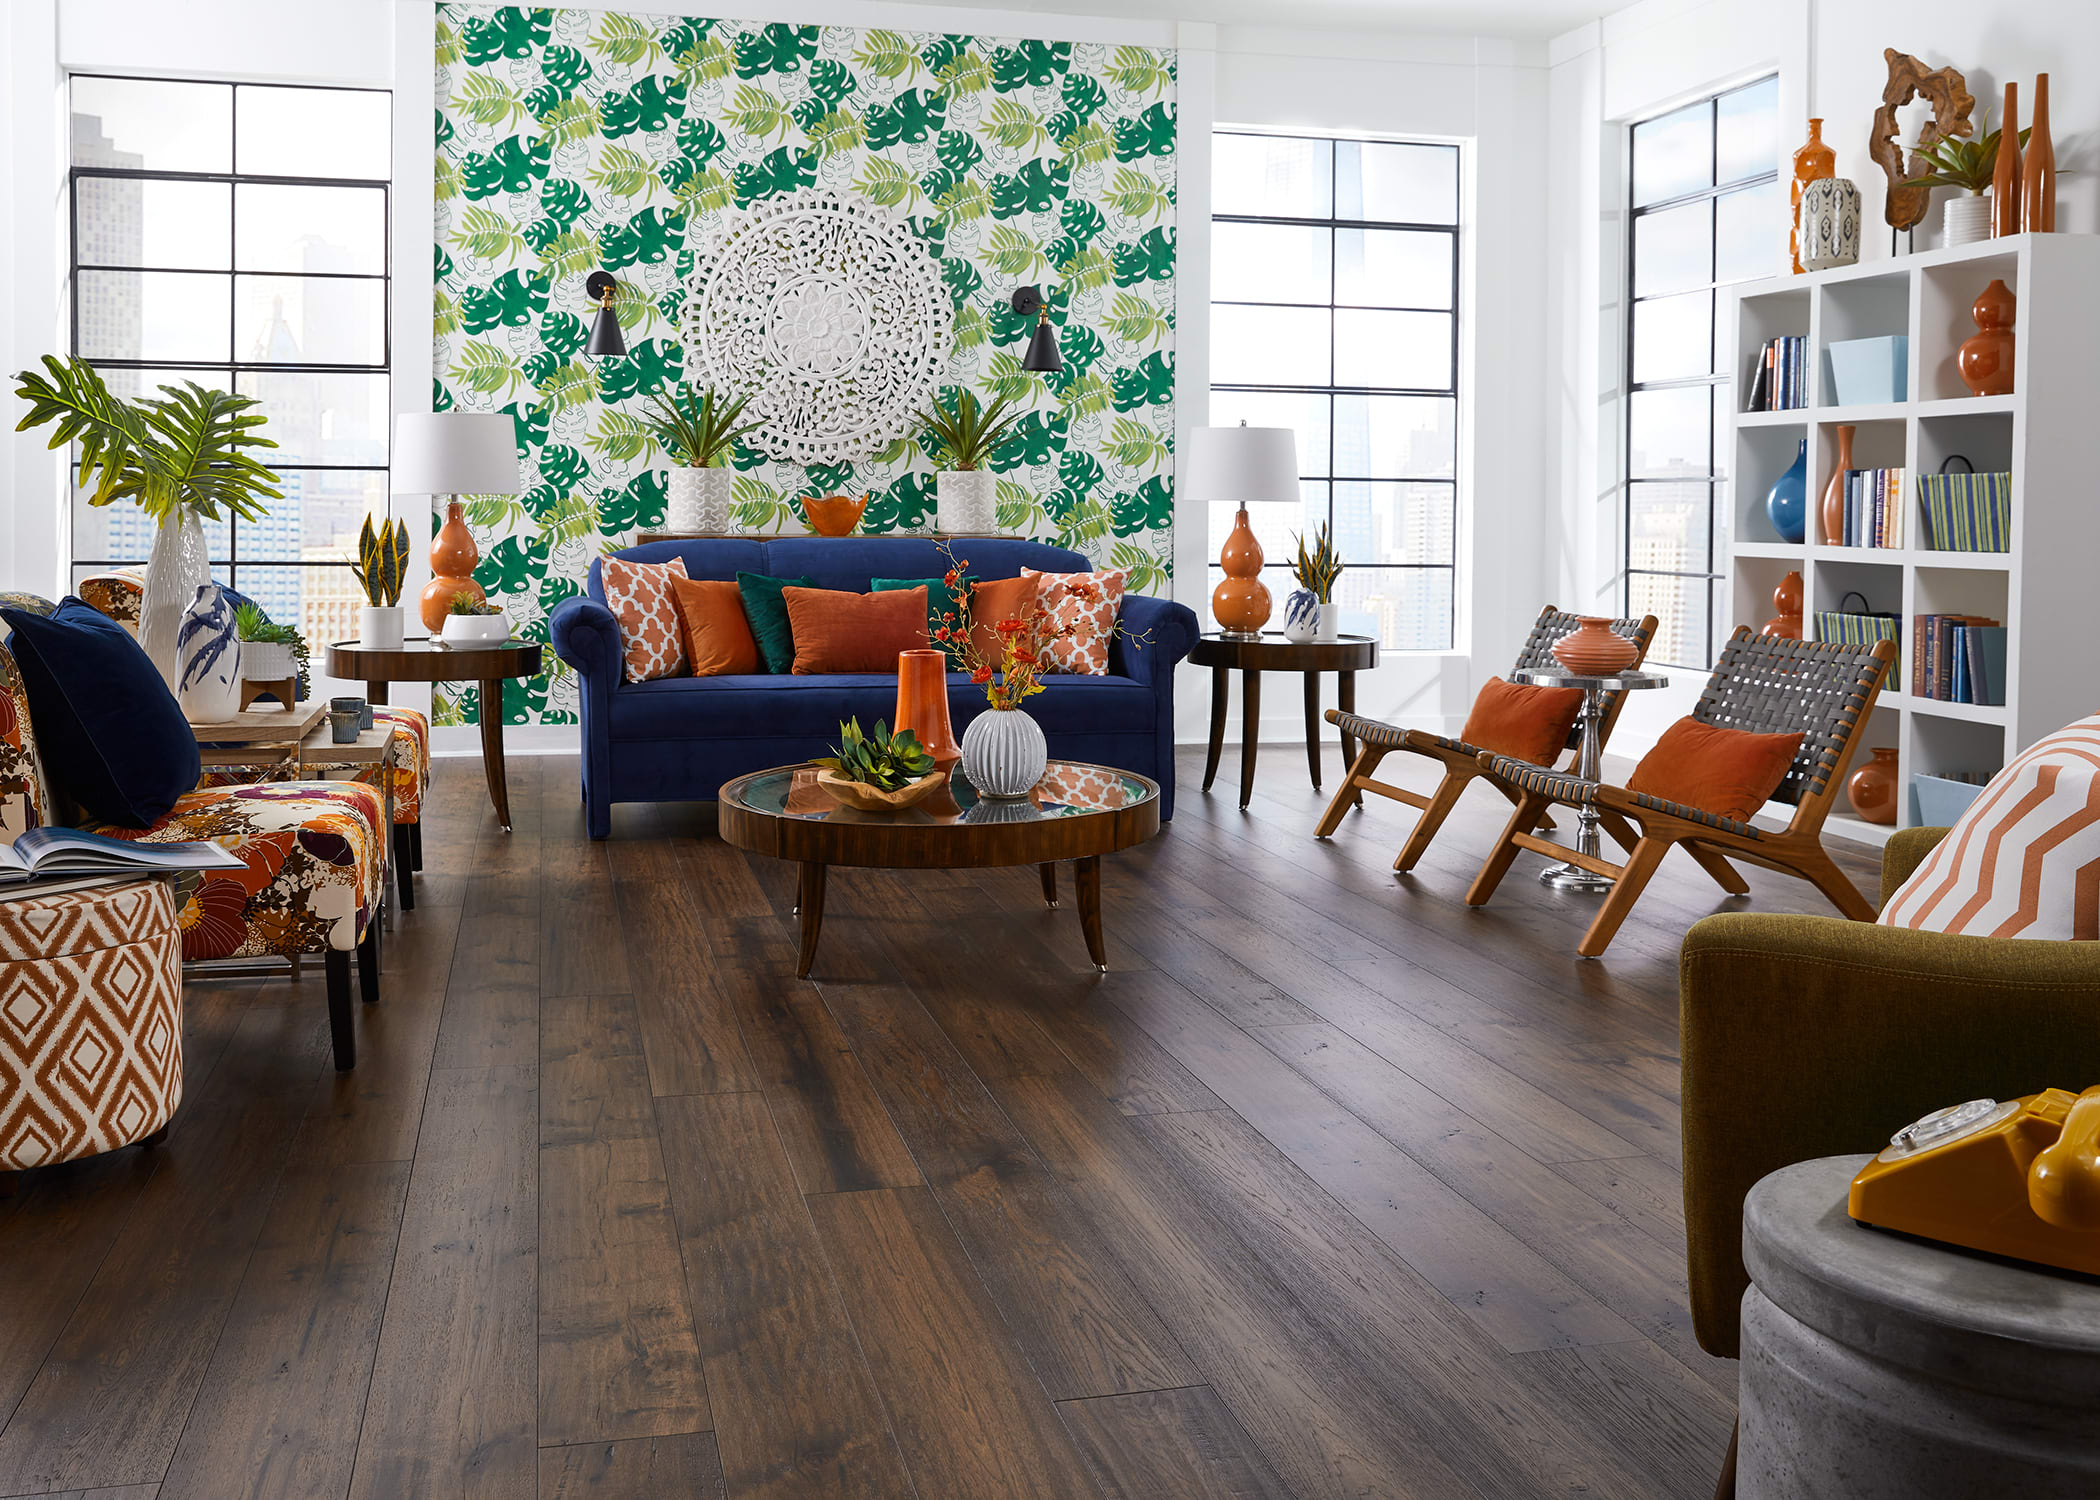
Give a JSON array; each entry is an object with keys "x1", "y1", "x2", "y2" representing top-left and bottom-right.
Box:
[
  {"x1": 585, "y1": 271, "x2": 627, "y2": 358},
  {"x1": 1010, "y1": 285, "x2": 1062, "y2": 373}
]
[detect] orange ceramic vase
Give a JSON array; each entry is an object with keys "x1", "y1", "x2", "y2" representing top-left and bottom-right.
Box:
[
  {"x1": 1958, "y1": 279, "x2": 2017, "y2": 396},
  {"x1": 1847, "y1": 746, "x2": 1900, "y2": 825},
  {"x1": 1821, "y1": 425, "x2": 1854, "y2": 547},
  {"x1": 1992, "y1": 84, "x2": 2022, "y2": 237},
  {"x1": 419, "y1": 500, "x2": 486, "y2": 631},
  {"x1": 2023, "y1": 73, "x2": 2056, "y2": 232},
  {"x1": 1790, "y1": 119, "x2": 1835, "y2": 273},
  {"x1": 1552, "y1": 617, "x2": 1640, "y2": 674},
  {"x1": 1211, "y1": 504, "x2": 1271, "y2": 638},
  {"x1": 893, "y1": 648, "x2": 962, "y2": 767},
  {"x1": 1762, "y1": 570, "x2": 1804, "y2": 639}
]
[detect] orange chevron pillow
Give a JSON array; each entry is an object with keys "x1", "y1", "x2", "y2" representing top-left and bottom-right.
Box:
[
  {"x1": 1880, "y1": 716, "x2": 2100, "y2": 938},
  {"x1": 601, "y1": 555, "x2": 689, "y2": 683}
]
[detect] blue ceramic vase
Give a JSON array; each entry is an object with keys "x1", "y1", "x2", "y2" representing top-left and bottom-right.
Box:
[
  {"x1": 1765, "y1": 438, "x2": 1808, "y2": 544},
  {"x1": 1282, "y1": 589, "x2": 1319, "y2": 643}
]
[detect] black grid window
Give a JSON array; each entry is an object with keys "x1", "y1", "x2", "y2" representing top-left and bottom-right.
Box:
[
  {"x1": 67, "y1": 74, "x2": 392, "y2": 650},
  {"x1": 1624, "y1": 75, "x2": 1778, "y2": 668},
  {"x1": 1209, "y1": 130, "x2": 1460, "y2": 651}
]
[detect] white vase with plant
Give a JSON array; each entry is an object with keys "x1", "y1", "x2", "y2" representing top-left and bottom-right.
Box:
[
  {"x1": 353, "y1": 513, "x2": 412, "y2": 649},
  {"x1": 13, "y1": 355, "x2": 280, "y2": 692},
  {"x1": 1292, "y1": 522, "x2": 1344, "y2": 643},
  {"x1": 643, "y1": 385, "x2": 761, "y2": 533},
  {"x1": 918, "y1": 390, "x2": 1024, "y2": 534},
  {"x1": 1908, "y1": 112, "x2": 2032, "y2": 247},
  {"x1": 233, "y1": 601, "x2": 305, "y2": 693}
]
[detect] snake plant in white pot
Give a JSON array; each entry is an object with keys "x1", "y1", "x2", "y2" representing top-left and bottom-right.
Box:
[
  {"x1": 917, "y1": 389, "x2": 1024, "y2": 534},
  {"x1": 642, "y1": 386, "x2": 761, "y2": 533},
  {"x1": 12, "y1": 355, "x2": 279, "y2": 691}
]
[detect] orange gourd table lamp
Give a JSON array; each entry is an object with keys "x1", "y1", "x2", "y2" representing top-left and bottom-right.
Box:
[
  {"x1": 393, "y1": 413, "x2": 523, "y2": 632},
  {"x1": 1185, "y1": 422, "x2": 1302, "y2": 641}
]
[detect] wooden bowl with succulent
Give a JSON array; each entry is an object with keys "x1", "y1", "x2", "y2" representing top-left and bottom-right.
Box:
[{"x1": 811, "y1": 717, "x2": 946, "y2": 811}]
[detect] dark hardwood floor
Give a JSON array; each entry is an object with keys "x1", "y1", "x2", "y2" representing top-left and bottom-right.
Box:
[{"x1": 0, "y1": 742, "x2": 1882, "y2": 1498}]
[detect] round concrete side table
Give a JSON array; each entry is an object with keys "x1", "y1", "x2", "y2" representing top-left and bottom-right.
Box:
[{"x1": 1739, "y1": 1155, "x2": 2100, "y2": 1498}]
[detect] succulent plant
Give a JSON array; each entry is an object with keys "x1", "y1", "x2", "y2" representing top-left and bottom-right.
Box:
[
  {"x1": 352, "y1": 515, "x2": 412, "y2": 607},
  {"x1": 447, "y1": 593, "x2": 503, "y2": 616},
  {"x1": 813, "y1": 717, "x2": 937, "y2": 791}
]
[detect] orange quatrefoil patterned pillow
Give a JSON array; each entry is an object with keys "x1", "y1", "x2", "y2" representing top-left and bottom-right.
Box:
[
  {"x1": 601, "y1": 555, "x2": 690, "y2": 683},
  {"x1": 1021, "y1": 566, "x2": 1128, "y2": 676}
]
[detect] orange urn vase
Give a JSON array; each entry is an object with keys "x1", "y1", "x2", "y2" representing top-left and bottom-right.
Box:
[
  {"x1": 893, "y1": 648, "x2": 962, "y2": 767},
  {"x1": 1790, "y1": 119, "x2": 1835, "y2": 274},
  {"x1": 1552, "y1": 617, "x2": 1640, "y2": 675},
  {"x1": 1992, "y1": 83, "x2": 2023, "y2": 237},
  {"x1": 1847, "y1": 746, "x2": 1900, "y2": 825},
  {"x1": 1211, "y1": 503, "x2": 1271, "y2": 638},
  {"x1": 1957, "y1": 279, "x2": 2017, "y2": 397},
  {"x1": 1762, "y1": 570, "x2": 1805, "y2": 639},
  {"x1": 1820, "y1": 425, "x2": 1855, "y2": 547},
  {"x1": 419, "y1": 500, "x2": 486, "y2": 631}
]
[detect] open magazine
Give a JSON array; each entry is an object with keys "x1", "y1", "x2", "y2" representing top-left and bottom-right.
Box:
[{"x1": 0, "y1": 826, "x2": 244, "y2": 883}]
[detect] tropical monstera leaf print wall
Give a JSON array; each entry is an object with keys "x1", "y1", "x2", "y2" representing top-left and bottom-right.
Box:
[{"x1": 433, "y1": 5, "x2": 1178, "y2": 726}]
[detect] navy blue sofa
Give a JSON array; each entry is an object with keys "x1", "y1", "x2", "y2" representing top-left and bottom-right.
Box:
[{"x1": 548, "y1": 536, "x2": 1198, "y2": 839}]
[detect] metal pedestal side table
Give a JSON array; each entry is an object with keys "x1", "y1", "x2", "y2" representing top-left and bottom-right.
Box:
[{"x1": 1510, "y1": 665, "x2": 1667, "y2": 890}]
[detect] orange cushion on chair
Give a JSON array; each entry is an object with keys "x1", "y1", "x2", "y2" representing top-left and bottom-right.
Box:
[
  {"x1": 1627, "y1": 716, "x2": 1803, "y2": 825},
  {"x1": 968, "y1": 575, "x2": 1039, "y2": 664},
  {"x1": 669, "y1": 577, "x2": 759, "y2": 677},
  {"x1": 601, "y1": 555, "x2": 689, "y2": 682},
  {"x1": 782, "y1": 586, "x2": 930, "y2": 673},
  {"x1": 1459, "y1": 676, "x2": 1585, "y2": 765}
]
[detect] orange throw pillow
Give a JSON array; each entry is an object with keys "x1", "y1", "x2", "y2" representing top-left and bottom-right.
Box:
[
  {"x1": 601, "y1": 554, "x2": 689, "y2": 682},
  {"x1": 1627, "y1": 716, "x2": 1803, "y2": 824},
  {"x1": 1460, "y1": 676, "x2": 1584, "y2": 764},
  {"x1": 669, "y1": 577, "x2": 759, "y2": 677},
  {"x1": 782, "y1": 586, "x2": 930, "y2": 673},
  {"x1": 968, "y1": 574, "x2": 1039, "y2": 664},
  {"x1": 1022, "y1": 566, "x2": 1127, "y2": 675}
]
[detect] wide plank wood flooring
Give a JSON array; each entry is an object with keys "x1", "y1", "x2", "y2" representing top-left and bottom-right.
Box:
[{"x1": 0, "y1": 744, "x2": 1881, "y2": 1498}]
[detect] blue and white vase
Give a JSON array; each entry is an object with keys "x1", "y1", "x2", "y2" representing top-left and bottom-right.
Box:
[
  {"x1": 961, "y1": 707, "x2": 1048, "y2": 799},
  {"x1": 1765, "y1": 438, "x2": 1808, "y2": 544},
  {"x1": 1282, "y1": 589, "x2": 1319, "y2": 644},
  {"x1": 176, "y1": 582, "x2": 243, "y2": 722}
]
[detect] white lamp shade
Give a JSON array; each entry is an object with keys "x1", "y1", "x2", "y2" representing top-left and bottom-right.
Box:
[
  {"x1": 1180, "y1": 425, "x2": 1300, "y2": 506},
  {"x1": 393, "y1": 412, "x2": 521, "y2": 496}
]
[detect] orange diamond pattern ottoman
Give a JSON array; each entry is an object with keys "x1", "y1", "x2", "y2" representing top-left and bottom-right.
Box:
[{"x1": 0, "y1": 876, "x2": 182, "y2": 1168}]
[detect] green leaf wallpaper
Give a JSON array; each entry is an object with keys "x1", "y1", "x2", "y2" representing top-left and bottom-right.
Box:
[{"x1": 434, "y1": 6, "x2": 1178, "y2": 726}]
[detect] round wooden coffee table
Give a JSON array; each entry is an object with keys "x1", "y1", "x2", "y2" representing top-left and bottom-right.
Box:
[
  {"x1": 718, "y1": 761, "x2": 1161, "y2": 978},
  {"x1": 326, "y1": 638, "x2": 542, "y2": 832},
  {"x1": 1189, "y1": 631, "x2": 1379, "y2": 809}
]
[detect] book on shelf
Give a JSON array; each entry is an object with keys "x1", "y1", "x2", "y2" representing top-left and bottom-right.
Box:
[
  {"x1": 1839, "y1": 467, "x2": 1906, "y2": 548},
  {"x1": 0, "y1": 826, "x2": 244, "y2": 885},
  {"x1": 1746, "y1": 336, "x2": 1808, "y2": 412},
  {"x1": 1909, "y1": 615, "x2": 2004, "y2": 704}
]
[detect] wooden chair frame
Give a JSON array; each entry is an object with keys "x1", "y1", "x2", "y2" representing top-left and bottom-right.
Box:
[
  {"x1": 1313, "y1": 607, "x2": 1659, "y2": 872},
  {"x1": 1464, "y1": 629, "x2": 1898, "y2": 958}
]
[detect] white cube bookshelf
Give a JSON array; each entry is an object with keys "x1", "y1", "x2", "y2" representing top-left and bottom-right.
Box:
[{"x1": 1724, "y1": 233, "x2": 2100, "y2": 846}]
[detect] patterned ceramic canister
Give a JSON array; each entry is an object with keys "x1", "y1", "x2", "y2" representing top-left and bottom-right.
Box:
[
  {"x1": 937, "y1": 469, "x2": 998, "y2": 534},
  {"x1": 961, "y1": 707, "x2": 1048, "y2": 799},
  {"x1": 176, "y1": 583, "x2": 244, "y2": 722},
  {"x1": 1282, "y1": 589, "x2": 1319, "y2": 643},
  {"x1": 1800, "y1": 177, "x2": 1861, "y2": 270}
]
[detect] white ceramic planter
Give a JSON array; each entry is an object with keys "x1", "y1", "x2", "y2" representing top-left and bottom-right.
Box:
[
  {"x1": 1943, "y1": 194, "x2": 1992, "y2": 248},
  {"x1": 240, "y1": 640, "x2": 297, "y2": 681},
  {"x1": 1315, "y1": 601, "x2": 1340, "y2": 643},
  {"x1": 937, "y1": 469, "x2": 997, "y2": 533},
  {"x1": 961, "y1": 707, "x2": 1047, "y2": 799},
  {"x1": 176, "y1": 584, "x2": 243, "y2": 722},
  {"x1": 358, "y1": 605, "x2": 405, "y2": 649},
  {"x1": 141, "y1": 510, "x2": 208, "y2": 693},
  {"x1": 667, "y1": 466, "x2": 735, "y2": 532},
  {"x1": 441, "y1": 613, "x2": 511, "y2": 645}
]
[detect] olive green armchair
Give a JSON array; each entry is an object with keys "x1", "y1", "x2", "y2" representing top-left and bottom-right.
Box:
[{"x1": 1680, "y1": 826, "x2": 2100, "y2": 1362}]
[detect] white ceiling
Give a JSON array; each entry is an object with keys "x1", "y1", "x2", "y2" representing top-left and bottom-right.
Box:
[{"x1": 886, "y1": 0, "x2": 1622, "y2": 41}]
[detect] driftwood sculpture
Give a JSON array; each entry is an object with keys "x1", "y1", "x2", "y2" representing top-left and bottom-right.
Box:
[{"x1": 1870, "y1": 48, "x2": 1977, "y2": 230}]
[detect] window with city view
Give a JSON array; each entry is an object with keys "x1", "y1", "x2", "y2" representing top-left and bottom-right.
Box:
[
  {"x1": 1209, "y1": 130, "x2": 1460, "y2": 651},
  {"x1": 68, "y1": 74, "x2": 392, "y2": 653},
  {"x1": 1624, "y1": 75, "x2": 1778, "y2": 668}
]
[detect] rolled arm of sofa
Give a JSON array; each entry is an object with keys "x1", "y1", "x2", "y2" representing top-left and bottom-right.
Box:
[
  {"x1": 1679, "y1": 907, "x2": 2100, "y2": 1359},
  {"x1": 1114, "y1": 592, "x2": 1199, "y2": 686},
  {"x1": 550, "y1": 596, "x2": 620, "y2": 684}
]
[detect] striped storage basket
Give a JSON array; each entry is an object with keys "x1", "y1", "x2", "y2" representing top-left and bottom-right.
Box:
[
  {"x1": 1813, "y1": 590, "x2": 1901, "y2": 680},
  {"x1": 1917, "y1": 458, "x2": 2010, "y2": 552}
]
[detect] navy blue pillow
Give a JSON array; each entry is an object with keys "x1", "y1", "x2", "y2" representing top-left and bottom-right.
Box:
[{"x1": 0, "y1": 598, "x2": 200, "y2": 828}]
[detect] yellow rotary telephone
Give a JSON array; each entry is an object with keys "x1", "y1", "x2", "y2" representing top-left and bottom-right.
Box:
[{"x1": 1850, "y1": 1085, "x2": 2100, "y2": 1275}]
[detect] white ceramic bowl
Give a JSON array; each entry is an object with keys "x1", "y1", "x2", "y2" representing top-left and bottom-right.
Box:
[{"x1": 440, "y1": 614, "x2": 511, "y2": 645}]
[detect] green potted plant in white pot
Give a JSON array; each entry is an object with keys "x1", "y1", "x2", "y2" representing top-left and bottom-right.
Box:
[
  {"x1": 1909, "y1": 113, "x2": 2031, "y2": 247},
  {"x1": 642, "y1": 386, "x2": 761, "y2": 533},
  {"x1": 233, "y1": 601, "x2": 309, "y2": 701},
  {"x1": 917, "y1": 389, "x2": 1024, "y2": 534}
]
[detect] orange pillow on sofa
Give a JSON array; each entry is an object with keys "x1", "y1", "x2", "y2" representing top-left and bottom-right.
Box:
[
  {"x1": 1627, "y1": 716, "x2": 1803, "y2": 824},
  {"x1": 968, "y1": 574, "x2": 1039, "y2": 663},
  {"x1": 1460, "y1": 676, "x2": 1584, "y2": 764},
  {"x1": 781, "y1": 586, "x2": 930, "y2": 673},
  {"x1": 669, "y1": 577, "x2": 759, "y2": 676}
]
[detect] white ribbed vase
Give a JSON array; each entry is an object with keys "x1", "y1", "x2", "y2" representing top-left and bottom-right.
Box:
[
  {"x1": 960, "y1": 707, "x2": 1047, "y2": 799},
  {"x1": 667, "y1": 467, "x2": 734, "y2": 532}
]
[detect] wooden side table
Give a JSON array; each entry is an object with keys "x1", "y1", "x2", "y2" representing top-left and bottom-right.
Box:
[
  {"x1": 1189, "y1": 631, "x2": 1379, "y2": 809},
  {"x1": 326, "y1": 638, "x2": 543, "y2": 832}
]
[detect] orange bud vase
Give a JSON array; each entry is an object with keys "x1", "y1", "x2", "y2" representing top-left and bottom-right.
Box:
[
  {"x1": 419, "y1": 499, "x2": 485, "y2": 631},
  {"x1": 1211, "y1": 503, "x2": 1271, "y2": 638},
  {"x1": 1957, "y1": 279, "x2": 2016, "y2": 397},
  {"x1": 1821, "y1": 425, "x2": 1854, "y2": 548},
  {"x1": 1552, "y1": 617, "x2": 1640, "y2": 675},
  {"x1": 1762, "y1": 570, "x2": 1804, "y2": 639},
  {"x1": 893, "y1": 648, "x2": 962, "y2": 767},
  {"x1": 1991, "y1": 83, "x2": 2022, "y2": 237},
  {"x1": 2022, "y1": 73, "x2": 2056, "y2": 233},
  {"x1": 1790, "y1": 118, "x2": 1835, "y2": 274}
]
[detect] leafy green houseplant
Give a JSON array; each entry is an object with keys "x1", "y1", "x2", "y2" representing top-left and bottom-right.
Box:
[
  {"x1": 811, "y1": 717, "x2": 943, "y2": 809},
  {"x1": 13, "y1": 354, "x2": 280, "y2": 688},
  {"x1": 232, "y1": 601, "x2": 311, "y2": 699},
  {"x1": 1908, "y1": 116, "x2": 2032, "y2": 245},
  {"x1": 916, "y1": 389, "x2": 1025, "y2": 533},
  {"x1": 352, "y1": 514, "x2": 413, "y2": 648},
  {"x1": 643, "y1": 386, "x2": 761, "y2": 532}
]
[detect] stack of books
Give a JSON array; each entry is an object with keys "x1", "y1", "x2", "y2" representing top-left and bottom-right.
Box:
[
  {"x1": 1836, "y1": 467, "x2": 1907, "y2": 548},
  {"x1": 1910, "y1": 616, "x2": 2007, "y2": 706},
  {"x1": 1746, "y1": 336, "x2": 1808, "y2": 412}
]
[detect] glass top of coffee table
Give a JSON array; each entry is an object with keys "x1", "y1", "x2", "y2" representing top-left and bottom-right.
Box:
[{"x1": 723, "y1": 761, "x2": 1157, "y2": 826}]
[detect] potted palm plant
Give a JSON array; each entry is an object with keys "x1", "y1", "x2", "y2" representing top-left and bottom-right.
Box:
[
  {"x1": 12, "y1": 355, "x2": 278, "y2": 691},
  {"x1": 916, "y1": 389, "x2": 1024, "y2": 534},
  {"x1": 352, "y1": 514, "x2": 413, "y2": 648},
  {"x1": 641, "y1": 386, "x2": 761, "y2": 533},
  {"x1": 1908, "y1": 114, "x2": 2031, "y2": 246}
]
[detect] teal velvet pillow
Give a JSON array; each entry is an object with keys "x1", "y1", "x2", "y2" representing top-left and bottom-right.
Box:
[
  {"x1": 872, "y1": 574, "x2": 976, "y2": 666},
  {"x1": 735, "y1": 571, "x2": 816, "y2": 674}
]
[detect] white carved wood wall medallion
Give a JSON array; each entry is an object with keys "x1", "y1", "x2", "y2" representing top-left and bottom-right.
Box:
[{"x1": 684, "y1": 188, "x2": 952, "y2": 466}]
